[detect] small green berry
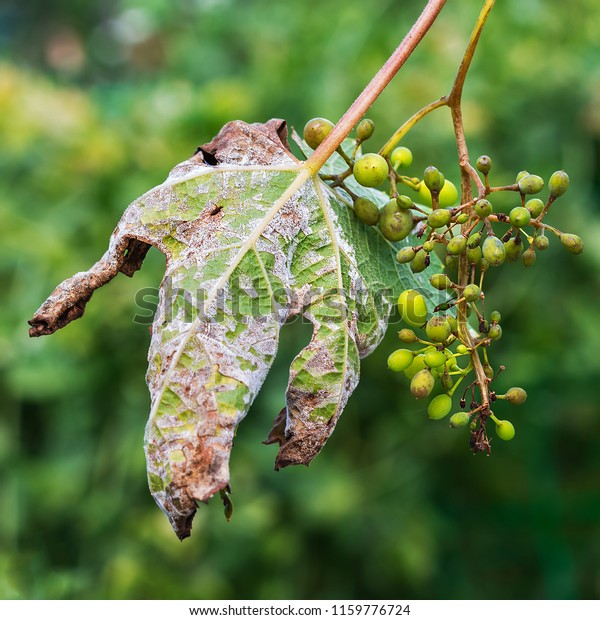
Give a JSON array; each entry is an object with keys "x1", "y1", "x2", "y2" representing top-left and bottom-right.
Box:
[
  {"x1": 466, "y1": 246, "x2": 483, "y2": 265},
  {"x1": 463, "y1": 284, "x2": 481, "y2": 302},
  {"x1": 396, "y1": 247, "x2": 416, "y2": 264},
  {"x1": 559, "y1": 233, "x2": 584, "y2": 254},
  {"x1": 441, "y1": 373, "x2": 454, "y2": 391},
  {"x1": 495, "y1": 419, "x2": 516, "y2": 441},
  {"x1": 504, "y1": 237, "x2": 524, "y2": 262},
  {"x1": 356, "y1": 118, "x2": 375, "y2": 141},
  {"x1": 509, "y1": 206, "x2": 532, "y2": 228},
  {"x1": 379, "y1": 200, "x2": 414, "y2": 241},
  {"x1": 404, "y1": 354, "x2": 427, "y2": 379},
  {"x1": 490, "y1": 310, "x2": 501, "y2": 323},
  {"x1": 449, "y1": 411, "x2": 470, "y2": 428},
  {"x1": 518, "y1": 174, "x2": 544, "y2": 195},
  {"x1": 447, "y1": 315, "x2": 458, "y2": 333},
  {"x1": 424, "y1": 166, "x2": 444, "y2": 192},
  {"x1": 445, "y1": 254, "x2": 459, "y2": 270},
  {"x1": 423, "y1": 240, "x2": 436, "y2": 252},
  {"x1": 410, "y1": 368, "x2": 435, "y2": 400},
  {"x1": 397, "y1": 289, "x2": 428, "y2": 328},
  {"x1": 303, "y1": 118, "x2": 334, "y2": 149},
  {"x1": 482, "y1": 235, "x2": 506, "y2": 266},
  {"x1": 427, "y1": 393, "x2": 453, "y2": 420},
  {"x1": 456, "y1": 344, "x2": 469, "y2": 355},
  {"x1": 506, "y1": 387, "x2": 527, "y2": 405},
  {"x1": 428, "y1": 209, "x2": 452, "y2": 229},
  {"x1": 548, "y1": 170, "x2": 569, "y2": 198},
  {"x1": 522, "y1": 246, "x2": 536, "y2": 267},
  {"x1": 390, "y1": 146, "x2": 413, "y2": 169},
  {"x1": 396, "y1": 195, "x2": 413, "y2": 209},
  {"x1": 417, "y1": 180, "x2": 459, "y2": 208},
  {"x1": 467, "y1": 231, "x2": 483, "y2": 248},
  {"x1": 457, "y1": 213, "x2": 469, "y2": 224},
  {"x1": 410, "y1": 249, "x2": 428, "y2": 273},
  {"x1": 398, "y1": 328, "x2": 417, "y2": 343},
  {"x1": 483, "y1": 363, "x2": 494, "y2": 379},
  {"x1": 425, "y1": 316, "x2": 452, "y2": 343},
  {"x1": 488, "y1": 324, "x2": 502, "y2": 340},
  {"x1": 424, "y1": 350, "x2": 447, "y2": 368},
  {"x1": 534, "y1": 234, "x2": 549, "y2": 250},
  {"x1": 516, "y1": 170, "x2": 530, "y2": 183},
  {"x1": 430, "y1": 273, "x2": 453, "y2": 290},
  {"x1": 353, "y1": 197, "x2": 380, "y2": 226},
  {"x1": 476, "y1": 155, "x2": 492, "y2": 175},
  {"x1": 353, "y1": 153, "x2": 389, "y2": 188},
  {"x1": 475, "y1": 199, "x2": 493, "y2": 218},
  {"x1": 447, "y1": 235, "x2": 468, "y2": 255},
  {"x1": 387, "y1": 349, "x2": 415, "y2": 372},
  {"x1": 526, "y1": 198, "x2": 545, "y2": 218}
]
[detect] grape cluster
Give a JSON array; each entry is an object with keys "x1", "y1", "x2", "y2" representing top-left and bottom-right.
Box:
[{"x1": 303, "y1": 116, "x2": 584, "y2": 454}]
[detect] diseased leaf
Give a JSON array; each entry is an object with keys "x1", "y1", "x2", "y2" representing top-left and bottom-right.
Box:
[{"x1": 29, "y1": 119, "x2": 439, "y2": 539}]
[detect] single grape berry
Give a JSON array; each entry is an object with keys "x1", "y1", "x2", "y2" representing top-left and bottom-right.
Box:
[
  {"x1": 379, "y1": 200, "x2": 414, "y2": 242},
  {"x1": 522, "y1": 246, "x2": 536, "y2": 267},
  {"x1": 353, "y1": 153, "x2": 389, "y2": 188},
  {"x1": 428, "y1": 209, "x2": 452, "y2": 229},
  {"x1": 463, "y1": 283, "x2": 481, "y2": 302},
  {"x1": 483, "y1": 363, "x2": 494, "y2": 379},
  {"x1": 533, "y1": 233, "x2": 548, "y2": 250},
  {"x1": 441, "y1": 373, "x2": 454, "y2": 390},
  {"x1": 488, "y1": 324, "x2": 502, "y2": 340},
  {"x1": 303, "y1": 118, "x2": 334, "y2": 149},
  {"x1": 449, "y1": 411, "x2": 470, "y2": 428},
  {"x1": 475, "y1": 199, "x2": 493, "y2": 218},
  {"x1": 490, "y1": 310, "x2": 501, "y2": 323},
  {"x1": 398, "y1": 328, "x2": 417, "y2": 343},
  {"x1": 447, "y1": 235, "x2": 468, "y2": 255},
  {"x1": 417, "y1": 179, "x2": 459, "y2": 208},
  {"x1": 430, "y1": 273, "x2": 452, "y2": 290},
  {"x1": 548, "y1": 170, "x2": 569, "y2": 197},
  {"x1": 467, "y1": 246, "x2": 483, "y2": 265},
  {"x1": 456, "y1": 344, "x2": 469, "y2": 355},
  {"x1": 516, "y1": 170, "x2": 530, "y2": 183},
  {"x1": 387, "y1": 349, "x2": 415, "y2": 372},
  {"x1": 353, "y1": 197, "x2": 379, "y2": 226},
  {"x1": 482, "y1": 235, "x2": 506, "y2": 266},
  {"x1": 468, "y1": 231, "x2": 482, "y2": 248},
  {"x1": 423, "y1": 240, "x2": 436, "y2": 252},
  {"x1": 509, "y1": 206, "x2": 531, "y2": 228},
  {"x1": 404, "y1": 354, "x2": 427, "y2": 380},
  {"x1": 410, "y1": 249, "x2": 428, "y2": 273},
  {"x1": 390, "y1": 146, "x2": 413, "y2": 169},
  {"x1": 410, "y1": 368, "x2": 435, "y2": 399},
  {"x1": 428, "y1": 393, "x2": 453, "y2": 420},
  {"x1": 424, "y1": 166, "x2": 444, "y2": 192},
  {"x1": 504, "y1": 237, "x2": 524, "y2": 262},
  {"x1": 518, "y1": 174, "x2": 544, "y2": 195},
  {"x1": 559, "y1": 233, "x2": 584, "y2": 254},
  {"x1": 495, "y1": 420, "x2": 516, "y2": 441},
  {"x1": 457, "y1": 213, "x2": 469, "y2": 224},
  {"x1": 476, "y1": 155, "x2": 492, "y2": 175},
  {"x1": 396, "y1": 195, "x2": 413, "y2": 209},
  {"x1": 396, "y1": 247, "x2": 416, "y2": 264},
  {"x1": 526, "y1": 198, "x2": 545, "y2": 218},
  {"x1": 424, "y1": 350, "x2": 447, "y2": 368},
  {"x1": 506, "y1": 387, "x2": 527, "y2": 405},
  {"x1": 398, "y1": 289, "x2": 428, "y2": 328},
  {"x1": 425, "y1": 316, "x2": 452, "y2": 343},
  {"x1": 356, "y1": 118, "x2": 375, "y2": 141}
]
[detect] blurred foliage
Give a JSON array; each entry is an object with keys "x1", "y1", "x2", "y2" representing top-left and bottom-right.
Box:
[{"x1": 1, "y1": 0, "x2": 600, "y2": 601}]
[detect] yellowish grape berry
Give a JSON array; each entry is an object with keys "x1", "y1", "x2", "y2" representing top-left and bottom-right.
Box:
[
  {"x1": 356, "y1": 118, "x2": 375, "y2": 141},
  {"x1": 397, "y1": 289, "x2": 428, "y2": 328},
  {"x1": 390, "y1": 146, "x2": 413, "y2": 169},
  {"x1": 449, "y1": 411, "x2": 470, "y2": 428},
  {"x1": 560, "y1": 233, "x2": 584, "y2": 254},
  {"x1": 416, "y1": 180, "x2": 459, "y2": 207},
  {"x1": 425, "y1": 316, "x2": 452, "y2": 343},
  {"x1": 495, "y1": 420, "x2": 516, "y2": 441},
  {"x1": 303, "y1": 117, "x2": 334, "y2": 149},
  {"x1": 404, "y1": 354, "x2": 427, "y2": 380},
  {"x1": 410, "y1": 368, "x2": 435, "y2": 400},
  {"x1": 353, "y1": 153, "x2": 389, "y2": 188},
  {"x1": 506, "y1": 387, "x2": 527, "y2": 405},
  {"x1": 424, "y1": 350, "x2": 447, "y2": 368},
  {"x1": 548, "y1": 170, "x2": 569, "y2": 197},
  {"x1": 428, "y1": 394, "x2": 452, "y2": 420},
  {"x1": 398, "y1": 328, "x2": 417, "y2": 343},
  {"x1": 387, "y1": 349, "x2": 415, "y2": 372}
]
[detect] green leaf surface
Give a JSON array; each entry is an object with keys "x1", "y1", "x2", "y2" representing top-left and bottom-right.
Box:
[{"x1": 29, "y1": 119, "x2": 440, "y2": 539}]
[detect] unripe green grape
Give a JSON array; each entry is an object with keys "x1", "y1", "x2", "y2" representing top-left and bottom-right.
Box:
[
  {"x1": 425, "y1": 316, "x2": 452, "y2": 343},
  {"x1": 387, "y1": 348, "x2": 415, "y2": 372},
  {"x1": 445, "y1": 254, "x2": 459, "y2": 269},
  {"x1": 476, "y1": 155, "x2": 492, "y2": 175},
  {"x1": 475, "y1": 199, "x2": 493, "y2": 218},
  {"x1": 463, "y1": 283, "x2": 481, "y2": 302},
  {"x1": 410, "y1": 249, "x2": 428, "y2": 273},
  {"x1": 390, "y1": 146, "x2": 413, "y2": 169},
  {"x1": 509, "y1": 206, "x2": 531, "y2": 228},
  {"x1": 410, "y1": 368, "x2": 435, "y2": 399},
  {"x1": 457, "y1": 213, "x2": 469, "y2": 224},
  {"x1": 449, "y1": 411, "x2": 470, "y2": 428},
  {"x1": 482, "y1": 235, "x2": 506, "y2": 266},
  {"x1": 379, "y1": 200, "x2": 414, "y2": 241},
  {"x1": 506, "y1": 387, "x2": 527, "y2": 405},
  {"x1": 468, "y1": 231, "x2": 482, "y2": 248},
  {"x1": 490, "y1": 310, "x2": 501, "y2": 323},
  {"x1": 424, "y1": 350, "x2": 447, "y2": 368},
  {"x1": 428, "y1": 208, "x2": 452, "y2": 229},
  {"x1": 396, "y1": 195, "x2": 413, "y2": 209},
  {"x1": 483, "y1": 363, "x2": 494, "y2": 379},
  {"x1": 488, "y1": 324, "x2": 502, "y2": 340},
  {"x1": 430, "y1": 273, "x2": 453, "y2": 290},
  {"x1": 466, "y1": 246, "x2": 482, "y2": 265},
  {"x1": 303, "y1": 117, "x2": 334, "y2": 149},
  {"x1": 447, "y1": 235, "x2": 468, "y2": 255},
  {"x1": 534, "y1": 234, "x2": 549, "y2": 250},
  {"x1": 353, "y1": 197, "x2": 380, "y2": 226},
  {"x1": 522, "y1": 245, "x2": 536, "y2": 267},
  {"x1": 504, "y1": 237, "x2": 524, "y2": 262},
  {"x1": 560, "y1": 233, "x2": 584, "y2": 254},
  {"x1": 526, "y1": 198, "x2": 545, "y2": 218},
  {"x1": 404, "y1": 354, "x2": 427, "y2": 379},
  {"x1": 397, "y1": 289, "x2": 428, "y2": 328},
  {"x1": 447, "y1": 315, "x2": 458, "y2": 333},
  {"x1": 516, "y1": 170, "x2": 530, "y2": 183},
  {"x1": 548, "y1": 170, "x2": 569, "y2": 197},
  {"x1": 456, "y1": 344, "x2": 468, "y2": 355},
  {"x1": 424, "y1": 166, "x2": 444, "y2": 192},
  {"x1": 423, "y1": 240, "x2": 436, "y2": 252},
  {"x1": 398, "y1": 328, "x2": 417, "y2": 343},
  {"x1": 495, "y1": 419, "x2": 516, "y2": 441},
  {"x1": 356, "y1": 118, "x2": 375, "y2": 141},
  {"x1": 416, "y1": 179, "x2": 459, "y2": 208},
  {"x1": 353, "y1": 153, "x2": 389, "y2": 188},
  {"x1": 518, "y1": 174, "x2": 544, "y2": 195},
  {"x1": 427, "y1": 393, "x2": 453, "y2": 420},
  {"x1": 396, "y1": 247, "x2": 416, "y2": 264},
  {"x1": 441, "y1": 373, "x2": 454, "y2": 391}
]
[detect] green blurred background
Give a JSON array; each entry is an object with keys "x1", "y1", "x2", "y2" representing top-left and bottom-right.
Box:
[{"x1": 1, "y1": 0, "x2": 599, "y2": 600}]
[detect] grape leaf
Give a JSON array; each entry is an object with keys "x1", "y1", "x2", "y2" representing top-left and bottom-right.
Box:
[{"x1": 29, "y1": 119, "x2": 438, "y2": 539}]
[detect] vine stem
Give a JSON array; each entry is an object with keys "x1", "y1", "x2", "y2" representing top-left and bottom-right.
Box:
[{"x1": 304, "y1": 0, "x2": 447, "y2": 175}]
